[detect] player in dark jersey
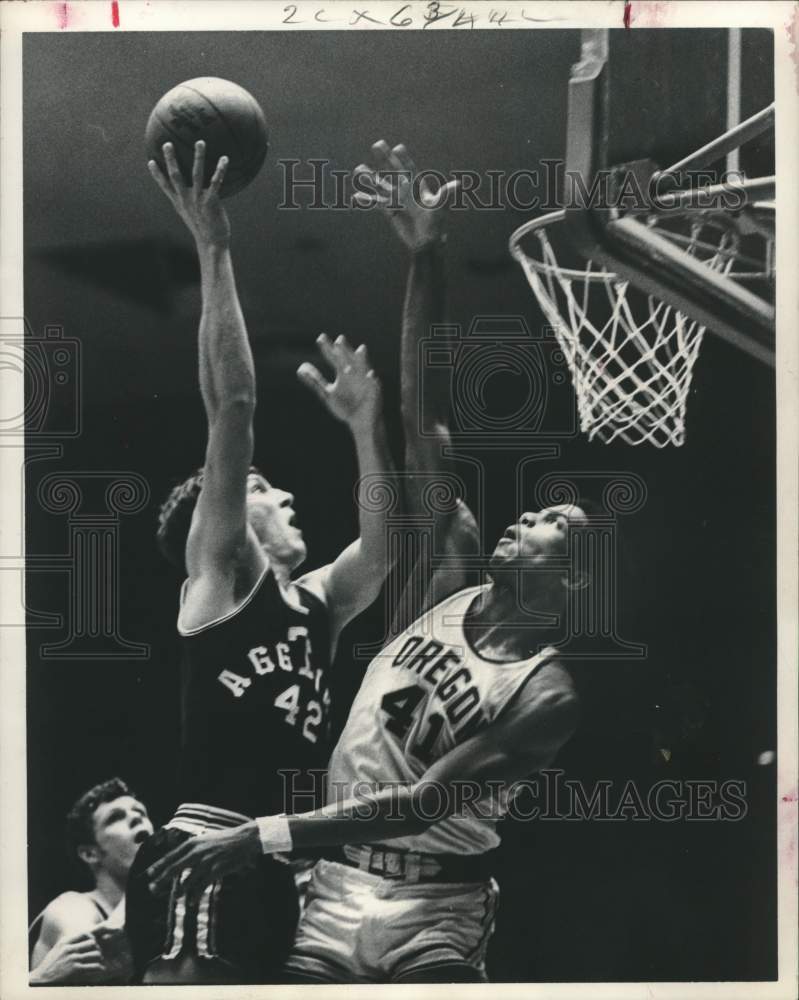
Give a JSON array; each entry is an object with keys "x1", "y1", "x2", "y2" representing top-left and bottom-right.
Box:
[
  {"x1": 125, "y1": 141, "x2": 394, "y2": 985},
  {"x1": 143, "y1": 143, "x2": 586, "y2": 984}
]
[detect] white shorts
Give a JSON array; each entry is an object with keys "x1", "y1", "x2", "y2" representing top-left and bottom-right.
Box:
[{"x1": 284, "y1": 858, "x2": 499, "y2": 983}]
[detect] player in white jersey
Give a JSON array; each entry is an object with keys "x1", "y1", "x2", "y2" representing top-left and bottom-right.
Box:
[
  {"x1": 325, "y1": 586, "x2": 563, "y2": 858},
  {"x1": 146, "y1": 142, "x2": 587, "y2": 983}
]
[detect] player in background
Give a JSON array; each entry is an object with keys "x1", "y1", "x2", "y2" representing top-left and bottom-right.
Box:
[
  {"x1": 29, "y1": 778, "x2": 153, "y2": 985},
  {"x1": 124, "y1": 141, "x2": 394, "y2": 985},
  {"x1": 144, "y1": 142, "x2": 586, "y2": 984}
]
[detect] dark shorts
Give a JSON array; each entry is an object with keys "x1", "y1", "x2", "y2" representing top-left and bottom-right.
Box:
[{"x1": 126, "y1": 824, "x2": 299, "y2": 985}]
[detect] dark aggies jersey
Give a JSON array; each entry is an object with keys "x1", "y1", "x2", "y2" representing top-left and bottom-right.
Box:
[{"x1": 176, "y1": 565, "x2": 332, "y2": 819}]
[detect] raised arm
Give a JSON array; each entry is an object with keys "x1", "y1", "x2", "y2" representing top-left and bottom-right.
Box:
[
  {"x1": 296, "y1": 334, "x2": 394, "y2": 648},
  {"x1": 148, "y1": 141, "x2": 260, "y2": 582},
  {"x1": 357, "y1": 142, "x2": 478, "y2": 627}
]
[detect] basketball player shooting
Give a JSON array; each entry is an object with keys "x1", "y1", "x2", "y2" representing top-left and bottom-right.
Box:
[
  {"x1": 146, "y1": 142, "x2": 586, "y2": 984},
  {"x1": 125, "y1": 140, "x2": 395, "y2": 985}
]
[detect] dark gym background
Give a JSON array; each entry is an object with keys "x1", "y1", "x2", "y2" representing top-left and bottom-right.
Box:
[{"x1": 24, "y1": 29, "x2": 776, "y2": 982}]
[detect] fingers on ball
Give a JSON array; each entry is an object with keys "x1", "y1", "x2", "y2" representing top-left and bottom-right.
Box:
[
  {"x1": 192, "y1": 140, "x2": 206, "y2": 188},
  {"x1": 208, "y1": 155, "x2": 229, "y2": 194}
]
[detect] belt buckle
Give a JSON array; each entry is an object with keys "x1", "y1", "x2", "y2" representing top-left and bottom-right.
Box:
[{"x1": 370, "y1": 849, "x2": 406, "y2": 880}]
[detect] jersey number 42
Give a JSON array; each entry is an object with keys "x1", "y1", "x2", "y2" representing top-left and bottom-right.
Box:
[{"x1": 274, "y1": 684, "x2": 330, "y2": 744}]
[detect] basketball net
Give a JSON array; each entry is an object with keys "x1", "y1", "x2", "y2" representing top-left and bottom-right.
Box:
[{"x1": 510, "y1": 211, "x2": 743, "y2": 447}]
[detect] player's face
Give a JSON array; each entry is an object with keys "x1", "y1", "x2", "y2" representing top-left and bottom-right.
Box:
[
  {"x1": 90, "y1": 796, "x2": 153, "y2": 877},
  {"x1": 246, "y1": 474, "x2": 307, "y2": 570},
  {"x1": 489, "y1": 504, "x2": 588, "y2": 570}
]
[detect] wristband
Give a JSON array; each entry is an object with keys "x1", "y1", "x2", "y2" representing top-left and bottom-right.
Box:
[{"x1": 256, "y1": 814, "x2": 293, "y2": 855}]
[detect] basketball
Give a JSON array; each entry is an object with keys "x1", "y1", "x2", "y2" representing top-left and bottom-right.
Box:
[{"x1": 145, "y1": 78, "x2": 268, "y2": 198}]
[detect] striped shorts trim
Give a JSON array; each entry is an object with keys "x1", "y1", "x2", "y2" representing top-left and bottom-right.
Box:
[
  {"x1": 165, "y1": 802, "x2": 251, "y2": 836},
  {"x1": 161, "y1": 805, "x2": 252, "y2": 961}
]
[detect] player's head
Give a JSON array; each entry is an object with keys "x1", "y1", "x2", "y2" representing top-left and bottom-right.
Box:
[
  {"x1": 156, "y1": 468, "x2": 204, "y2": 574},
  {"x1": 156, "y1": 467, "x2": 306, "y2": 575},
  {"x1": 244, "y1": 471, "x2": 306, "y2": 570},
  {"x1": 488, "y1": 497, "x2": 599, "y2": 598},
  {"x1": 66, "y1": 778, "x2": 153, "y2": 882}
]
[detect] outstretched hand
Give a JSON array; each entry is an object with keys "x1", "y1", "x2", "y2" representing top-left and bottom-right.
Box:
[
  {"x1": 297, "y1": 334, "x2": 382, "y2": 430},
  {"x1": 146, "y1": 822, "x2": 261, "y2": 909},
  {"x1": 353, "y1": 140, "x2": 459, "y2": 251},
  {"x1": 148, "y1": 141, "x2": 231, "y2": 249}
]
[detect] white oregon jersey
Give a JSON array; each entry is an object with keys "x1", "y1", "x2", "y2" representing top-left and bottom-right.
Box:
[{"x1": 327, "y1": 585, "x2": 557, "y2": 855}]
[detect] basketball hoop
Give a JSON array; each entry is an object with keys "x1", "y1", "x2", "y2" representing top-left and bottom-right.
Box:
[{"x1": 509, "y1": 208, "x2": 774, "y2": 447}]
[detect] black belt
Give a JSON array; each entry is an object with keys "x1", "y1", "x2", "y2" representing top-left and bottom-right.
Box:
[{"x1": 326, "y1": 844, "x2": 495, "y2": 884}]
